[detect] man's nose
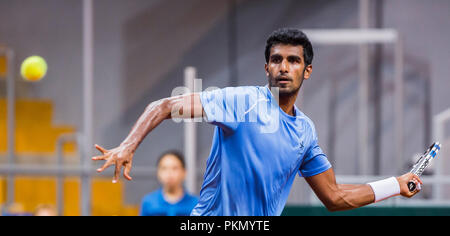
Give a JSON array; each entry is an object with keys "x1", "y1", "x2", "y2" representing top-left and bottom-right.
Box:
[{"x1": 280, "y1": 59, "x2": 289, "y2": 73}]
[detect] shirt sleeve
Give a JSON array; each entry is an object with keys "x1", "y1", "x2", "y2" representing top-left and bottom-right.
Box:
[
  {"x1": 200, "y1": 87, "x2": 254, "y2": 132},
  {"x1": 299, "y1": 124, "x2": 332, "y2": 178}
]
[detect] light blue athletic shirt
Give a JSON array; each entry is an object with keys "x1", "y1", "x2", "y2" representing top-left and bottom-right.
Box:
[{"x1": 191, "y1": 86, "x2": 331, "y2": 216}]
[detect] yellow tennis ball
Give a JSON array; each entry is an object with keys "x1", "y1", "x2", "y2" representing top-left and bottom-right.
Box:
[{"x1": 20, "y1": 56, "x2": 48, "y2": 81}]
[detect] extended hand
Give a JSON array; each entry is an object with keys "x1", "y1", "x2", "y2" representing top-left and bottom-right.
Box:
[
  {"x1": 92, "y1": 144, "x2": 134, "y2": 183},
  {"x1": 396, "y1": 173, "x2": 423, "y2": 198}
]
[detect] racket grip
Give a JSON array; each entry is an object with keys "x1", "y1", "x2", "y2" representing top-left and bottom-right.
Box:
[{"x1": 408, "y1": 181, "x2": 416, "y2": 192}]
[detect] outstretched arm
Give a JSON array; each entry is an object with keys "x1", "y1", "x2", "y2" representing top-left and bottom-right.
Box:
[
  {"x1": 305, "y1": 168, "x2": 423, "y2": 212},
  {"x1": 92, "y1": 93, "x2": 204, "y2": 183}
]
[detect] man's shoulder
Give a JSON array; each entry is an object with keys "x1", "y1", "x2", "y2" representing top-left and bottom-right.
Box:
[
  {"x1": 295, "y1": 109, "x2": 317, "y2": 134},
  {"x1": 201, "y1": 86, "x2": 268, "y2": 106},
  {"x1": 206, "y1": 85, "x2": 266, "y2": 95},
  {"x1": 302, "y1": 113, "x2": 315, "y2": 128},
  {"x1": 233, "y1": 86, "x2": 270, "y2": 101},
  {"x1": 239, "y1": 85, "x2": 267, "y2": 93}
]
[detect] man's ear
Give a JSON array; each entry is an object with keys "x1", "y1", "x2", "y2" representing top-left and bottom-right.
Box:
[
  {"x1": 304, "y1": 64, "x2": 313, "y2": 80},
  {"x1": 264, "y1": 63, "x2": 269, "y2": 77}
]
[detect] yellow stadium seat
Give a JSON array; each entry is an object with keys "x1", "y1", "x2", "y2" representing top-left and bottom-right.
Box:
[
  {"x1": 0, "y1": 177, "x2": 5, "y2": 205},
  {"x1": 0, "y1": 99, "x2": 137, "y2": 216},
  {"x1": 14, "y1": 176, "x2": 56, "y2": 213},
  {"x1": 63, "y1": 177, "x2": 80, "y2": 216},
  {"x1": 0, "y1": 55, "x2": 6, "y2": 78},
  {"x1": 0, "y1": 99, "x2": 77, "y2": 154}
]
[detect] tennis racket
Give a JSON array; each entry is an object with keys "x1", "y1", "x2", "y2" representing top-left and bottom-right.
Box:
[{"x1": 408, "y1": 142, "x2": 442, "y2": 192}]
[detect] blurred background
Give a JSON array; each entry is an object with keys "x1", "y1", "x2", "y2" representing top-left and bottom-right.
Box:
[{"x1": 0, "y1": 0, "x2": 450, "y2": 216}]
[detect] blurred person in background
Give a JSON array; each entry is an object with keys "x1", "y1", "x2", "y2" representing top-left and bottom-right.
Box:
[
  {"x1": 140, "y1": 150, "x2": 198, "y2": 216},
  {"x1": 33, "y1": 204, "x2": 57, "y2": 216}
]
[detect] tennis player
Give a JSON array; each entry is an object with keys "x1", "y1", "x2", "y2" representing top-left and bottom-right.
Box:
[{"x1": 92, "y1": 28, "x2": 423, "y2": 216}]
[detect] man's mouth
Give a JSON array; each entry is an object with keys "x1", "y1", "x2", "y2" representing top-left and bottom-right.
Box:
[{"x1": 275, "y1": 76, "x2": 292, "y2": 84}]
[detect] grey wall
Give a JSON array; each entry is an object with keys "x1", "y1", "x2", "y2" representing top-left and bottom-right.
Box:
[{"x1": 1, "y1": 0, "x2": 450, "y2": 206}]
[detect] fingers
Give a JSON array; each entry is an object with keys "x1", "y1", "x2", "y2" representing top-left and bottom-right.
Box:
[
  {"x1": 92, "y1": 144, "x2": 108, "y2": 161},
  {"x1": 97, "y1": 158, "x2": 114, "y2": 173},
  {"x1": 410, "y1": 174, "x2": 423, "y2": 190},
  {"x1": 413, "y1": 174, "x2": 423, "y2": 185},
  {"x1": 95, "y1": 159, "x2": 128, "y2": 184},
  {"x1": 416, "y1": 182, "x2": 422, "y2": 191},
  {"x1": 412, "y1": 183, "x2": 421, "y2": 195},
  {"x1": 113, "y1": 162, "x2": 121, "y2": 184},
  {"x1": 92, "y1": 155, "x2": 107, "y2": 161},
  {"x1": 92, "y1": 145, "x2": 134, "y2": 183},
  {"x1": 124, "y1": 161, "x2": 133, "y2": 181},
  {"x1": 95, "y1": 144, "x2": 108, "y2": 154},
  {"x1": 408, "y1": 175, "x2": 423, "y2": 197}
]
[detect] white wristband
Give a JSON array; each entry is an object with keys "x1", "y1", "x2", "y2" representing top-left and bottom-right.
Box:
[{"x1": 367, "y1": 177, "x2": 400, "y2": 202}]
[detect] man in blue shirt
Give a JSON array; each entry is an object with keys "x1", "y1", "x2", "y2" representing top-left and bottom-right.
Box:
[
  {"x1": 190, "y1": 85, "x2": 331, "y2": 216},
  {"x1": 93, "y1": 28, "x2": 423, "y2": 216},
  {"x1": 140, "y1": 151, "x2": 198, "y2": 216}
]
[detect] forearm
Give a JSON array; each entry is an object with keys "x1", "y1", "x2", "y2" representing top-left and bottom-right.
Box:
[
  {"x1": 306, "y1": 170, "x2": 420, "y2": 212},
  {"x1": 119, "y1": 93, "x2": 203, "y2": 152},
  {"x1": 120, "y1": 98, "x2": 172, "y2": 151},
  {"x1": 328, "y1": 184, "x2": 375, "y2": 212}
]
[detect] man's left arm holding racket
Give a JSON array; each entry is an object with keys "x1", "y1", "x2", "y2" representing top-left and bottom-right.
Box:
[{"x1": 305, "y1": 168, "x2": 423, "y2": 211}]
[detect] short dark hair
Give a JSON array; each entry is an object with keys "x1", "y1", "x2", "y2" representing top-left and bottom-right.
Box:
[
  {"x1": 157, "y1": 150, "x2": 186, "y2": 169},
  {"x1": 265, "y1": 28, "x2": 314, "y2": 66}
]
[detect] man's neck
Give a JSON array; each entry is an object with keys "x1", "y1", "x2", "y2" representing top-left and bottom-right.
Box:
[
  {"x1": 270, "y1": 87, "x2": 299, "y2": 116},
  {"x1": 279, "y1": 95, "x2": 297, "y2": 116},
  {"x1": 163, "y1": 186, "x2": 185, "y2": 204}
]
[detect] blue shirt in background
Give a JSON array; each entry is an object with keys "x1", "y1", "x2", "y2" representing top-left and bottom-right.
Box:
[
  {"x1": 140, "y1": 189, "x2": 198, "y2": 216},
  {"x1": 191, "y1": 86, "x2": 332, "y2": 216}
]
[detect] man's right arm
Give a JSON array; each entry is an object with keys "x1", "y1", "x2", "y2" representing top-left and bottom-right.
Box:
[
  {"x1": 92, "y1": 93, "x2": 204, "y2": 183},
  {"x1": 121, "y1": 93, "x2": 204, "y2": 151}
]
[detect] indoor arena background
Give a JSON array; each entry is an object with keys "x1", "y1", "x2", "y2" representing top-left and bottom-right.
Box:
[{"x1": 0, "y1": 0, "x2": 450, "y2": 216}]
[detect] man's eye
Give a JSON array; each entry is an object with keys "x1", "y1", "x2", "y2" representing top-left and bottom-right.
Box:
[
  {"x1": 289, "y1": 58, "x2": 300, "y2": 63},
  {"x1": 271, "y1": 58, "x2": 281, "y2": 63}
]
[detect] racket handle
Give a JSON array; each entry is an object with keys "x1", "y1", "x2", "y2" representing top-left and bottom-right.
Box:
[{"x1": 408, "y1": 181, "x2": 416, "y2": 192}]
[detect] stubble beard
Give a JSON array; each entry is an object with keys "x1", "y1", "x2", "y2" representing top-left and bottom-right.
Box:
[{"x1": 268, "y1": 74, "x2": 304, "y2": 98}]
